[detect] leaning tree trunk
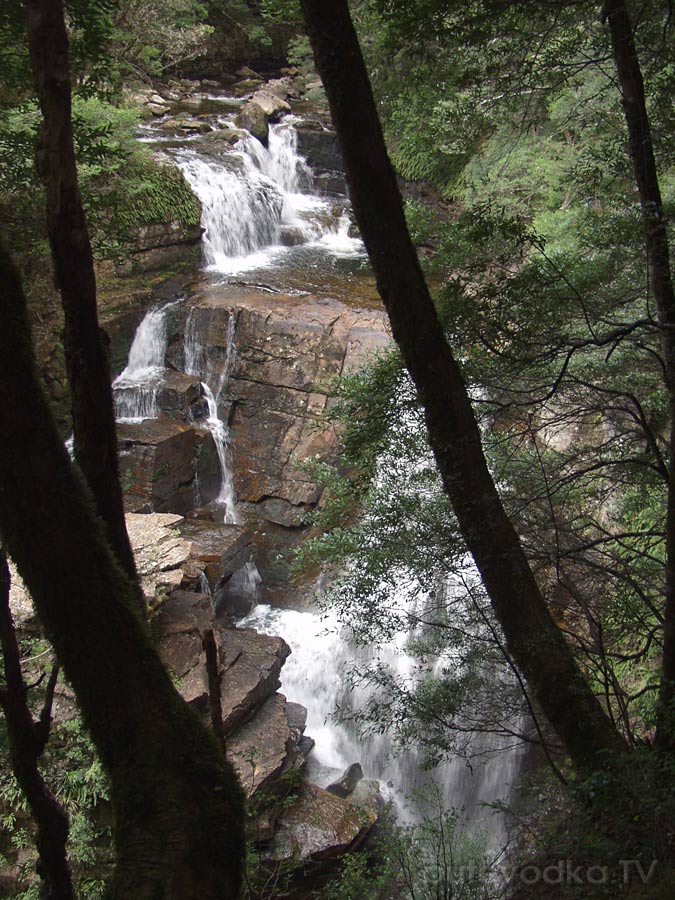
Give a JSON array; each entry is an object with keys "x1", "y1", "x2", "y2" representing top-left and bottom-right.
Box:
[
  {"x1": 0, "y1": 244, "x2": 245, "y2": 899},
  {"x1": 24, "y1": 0, "x2": 140, "y2": 599},
  {"x1": 299, "y1": 0, "x2": 627, "y2": 773},
  {"x1": 603, "y1": 0, "x2": 675, "y2": 752}
]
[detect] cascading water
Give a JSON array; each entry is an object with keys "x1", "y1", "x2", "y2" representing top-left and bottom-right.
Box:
[
  {"x1": 113, "y1": 301, "x2": 178, "y2": 422},
  {"x1": 184, "y1": 308, "x2": 238, "y2": 523},
  {"x1": 175, "y1": 121, "x2": 362, "y2": 273},
  {"x1": 244, "y1": 587, "x2": 526, "y2": 848},
  {"x1": 125, "y1": 93, "x2": 523, "y2": 851}
]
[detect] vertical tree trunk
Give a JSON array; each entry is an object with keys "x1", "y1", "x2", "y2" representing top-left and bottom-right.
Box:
[
  {"x1": 0, "y1": 550, "x2": 74, "y2": 900},
  {"x1": 0, "y1": 243, "x2": 245, "y2": 899},
  {"x1": 24, "y1": 0, "x2": 140, "y2": 600},
  {"x1": 299, "y1": 0, "x2": 626, "y2": 772},
  {"x1": 603, "y1": 0, "x2": 675, "y2": 750}
]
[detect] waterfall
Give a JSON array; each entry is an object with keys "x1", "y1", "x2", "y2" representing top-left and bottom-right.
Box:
[
  {"x1": 174, "y1": 121, "x2": 356, "y2": 273},
  {"x1": 113, "y1": 301, "x2": 177, "y2": 422},
  {"x1": 184, "y1": 308, "x2": 238, "y2": 523},
  {"x1": 244, "y1": 593, "x2": 525, "y2": 846}
]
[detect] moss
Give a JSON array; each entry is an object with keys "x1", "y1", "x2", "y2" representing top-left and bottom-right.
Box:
[{"x1": 110, "y1": 158, "x2": 201, "y2": 235}]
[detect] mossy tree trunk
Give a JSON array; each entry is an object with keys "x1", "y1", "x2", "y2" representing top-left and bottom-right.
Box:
[
  {"x1": 24, "y1": 0, "x2": 140, "y2": 602},
  {"x1": 0, "y1": 243, "x2": 245, "y2": 898},
  {"x1": 0, "y1": 550, "x2": 73, "y2": 900},
  {"x1": 299, "y1": 0, "x2": 627, "y2": 774}
]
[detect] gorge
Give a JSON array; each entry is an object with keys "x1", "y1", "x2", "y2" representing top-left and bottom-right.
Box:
[{"x1": 104, "y1": 73, "x2": 528, "y2": 872}]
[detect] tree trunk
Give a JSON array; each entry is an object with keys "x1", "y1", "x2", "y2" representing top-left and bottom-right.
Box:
[
  {"x1": 299, "y1": 0, "x2": 627, "y2": 773},
  {"x1": 602, "y1": 0, "x2": 675, "y2": 750},
  {"x1": 24, "y1": 0, "x2": 140, "y2": 601},
  {"x1": 0, "y1": 243, "x2": 245, "y2": 899},
  {"x1": 0, "y1": 550, "x2": 74, "y2": 900}
]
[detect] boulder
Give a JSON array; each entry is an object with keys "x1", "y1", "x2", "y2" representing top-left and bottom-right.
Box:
[
  {"x1": 295, "y1": 121, "x2": 343, "y2": 174},
  {"x1": 156, "y1": 590, "x2": 212, "y2": 709},
  {"x1": 156, "y1": 370, "x2": 206, "y2": 420},
  {"x1": 227, "y1": 693, "x2": 309, "y2": 802},
  {"x1": 236, "y1": 101, "x2": 269, "y2": 146},
  {"x1": 326, "y1": 763, "x2": 364, "y2": 799},
  {"x1": 216, "y1": 626, "x2": 291, "y2": 735},
  {"x1": 179, "y1": 520, "x2": 254, "y2": 587},
  {"x1": 272, "y1": 780, "x2": 378, "y2": 863},
  {"x1": 146, "y1": 102, "x2": 170, "y2": 116},
  {"x1": 118, "y1": 417, "x2": 211, "y2": 516},
  {"x1": 251, "y1": 89, "x2": 291, "y2": 119},
  {"x1": 236, "y1": 66, "x2": 262, "y2": 80},
  {"x1": 266, "y1": 77, "x2": 301, "y2": 100},
  {"x1": 213, "y1": 560, "x2": 262, "y2": 619}
]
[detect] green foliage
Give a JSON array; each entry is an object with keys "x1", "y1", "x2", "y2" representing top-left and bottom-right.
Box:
[
  {"x1": 0, "y1": 647, "x2": 112, "y2": 897},
  {"x1": 318, "y1": 792, "x2": 497, "y2": 900}
]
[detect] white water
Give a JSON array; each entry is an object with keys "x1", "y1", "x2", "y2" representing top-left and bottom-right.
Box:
[
  {"x1": 113, "y1": 301, "x2": 178, "y2": 422},
  {"x1": 244, "y1": 591, "x2": 525, "y2": 845},
  {"x1": 184, "y1": 309, "x2": 238, "y2": 522},
  {"x1": 124, "y1": 98, "x2": 524, "y2": 848},
  {"x1": 175, "y1": 122, "x2": 363, "y2": 273}
]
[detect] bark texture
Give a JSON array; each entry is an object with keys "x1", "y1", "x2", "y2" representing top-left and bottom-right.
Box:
[
  {"x1": 0, "y1": 551, "x2": 73, "y2": 900},
  {"x1": 0, "y1": 243, "x2": 245, "y2": 899},
  {"x1": 299, "y1": 0, "x2": 626, "y2": 772},
  {"x1": 24, "y1": 0, "x2": 139, "y2": 598},
  {"x1": 603, "y1": 0, "x2": 675, "y2": 749}
]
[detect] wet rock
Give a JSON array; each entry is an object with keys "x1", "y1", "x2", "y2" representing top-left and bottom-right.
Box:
[
  {"x1": 251, "y1": 89, "x2": 291, "y2": 119},
  {"x1": 202, "y1": 124, "x2": 245, "y2": 147},
  {"x1": 349, "y1": 779, "x2": 385, "y2": 820},
  {"x1": 231, "y1": 78, "x2": 264, "y2": 96},
  {"x1": 118, "y1": 417, "x2": 211, "y2": 516},
  {"x1": 133, "y1": 221, "x2": 202, "y2": 252},
  {"x1": 236, "y1": 66, "x2": 262, "y2": 80},
  {"x1": 272, "y1": 780, "x2": 378, "y2": 862},
  {"x1": 165, "y1": 291, "x2": 389, "y2": 529},
  {"x1": 295, "y1": 121, "x2": 343, "y2": 173},
  {"x1": 280, "y1": 225, "x2": 307, "y2": 247},
  {"x1": 119, "y1": 219, "x2": 202, "y2": 274},
  {"x1": 326, "y1": 763, "x2": 364, "y2": 799},
  {"x1": 266, "y1": 77, "x2": 301, "y2": 100},
  {"x1": 213, "y1": 559, "x2": 262, "y2": 619},
  {"x1": 179, "y1": 520, "x2": 254, "y2": 588},
  {"x1": 146, "y1": 102, "x2": 170, "y2": 116},
  {"x1": 156, "y1": 370, "x2": 205, "y2": 420},
  {"x1": 216, "y1": 626, "x2": 291, "y2": 735},
  {"x1": 236, "y1": 100, "x2": 269, "y2": 145},
  {"x1": 156, "y1": 590, "x2": 211, "y2": 708},
  {"x1": 228, "y1": 693, "x2": 309, "y2": 802},
  {"x1": 313, "y1": 171, "x2": 348, "y2": 196}
]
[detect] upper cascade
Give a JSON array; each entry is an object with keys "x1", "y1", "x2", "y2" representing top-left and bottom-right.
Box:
[{"x1": 174, "y1": 120, "x2": 361, "y2": 273}]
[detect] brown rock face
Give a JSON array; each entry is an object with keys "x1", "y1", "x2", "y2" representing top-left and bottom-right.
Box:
[
  {"x1": 118, "y1": 417, "x2": 219, "y2": 515},
  {"x1": 165, "y1": 287, "x2": 390, "y2": 529},
  {"x1": 227, "y1": 692, "x2": 309, "y2": 802},
  {"x1": 217, "y1": 626, "x2": 291, "y2": 735}
]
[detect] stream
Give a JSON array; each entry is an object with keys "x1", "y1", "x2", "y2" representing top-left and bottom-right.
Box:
[{"x1": 117, "y1": 88, "x2": 526, "y2": 849}]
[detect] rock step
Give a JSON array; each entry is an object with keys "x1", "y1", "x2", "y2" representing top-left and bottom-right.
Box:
[
  {"x1": 228, "y1": 694, "x2": 311, "y2": 803},
  {"x1": 155, "y1": 590, "x2": 290, "y2": 732},
  {"x1": 270, "y1": 779, "x2": 379, "y2": 864}
]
